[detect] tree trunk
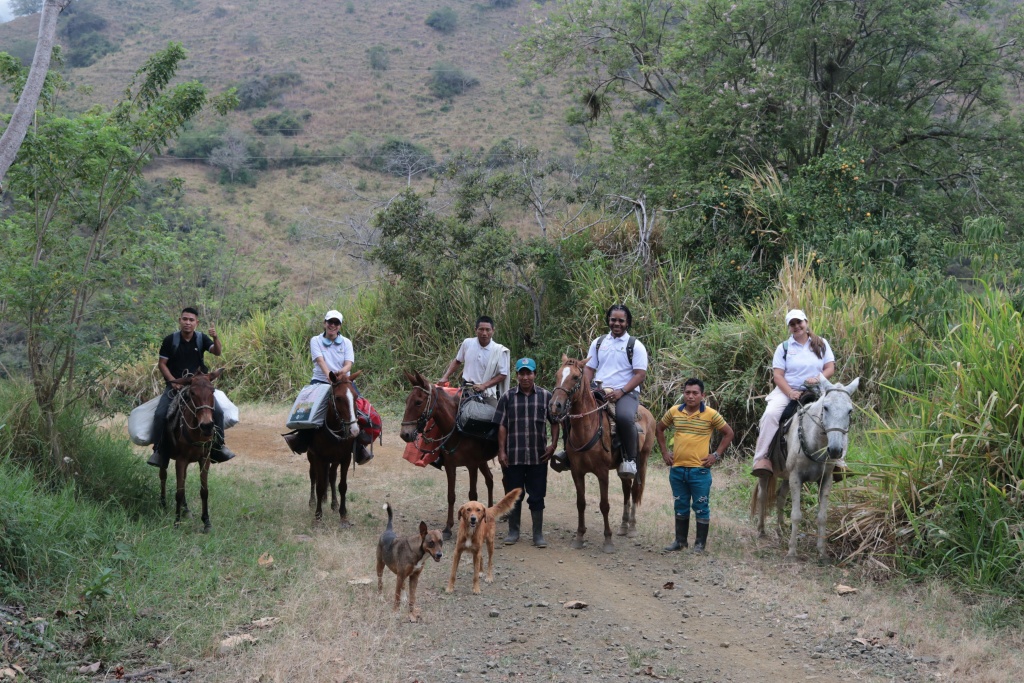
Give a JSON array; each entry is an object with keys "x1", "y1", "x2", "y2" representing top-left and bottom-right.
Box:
[{"x1": 0, "y1": 0, "x2": 69, "y2": 185}]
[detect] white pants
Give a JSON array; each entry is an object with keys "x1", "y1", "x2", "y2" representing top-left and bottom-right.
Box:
[{"x1": 753, "y1": 387, "x2": 791, "y2": 463}]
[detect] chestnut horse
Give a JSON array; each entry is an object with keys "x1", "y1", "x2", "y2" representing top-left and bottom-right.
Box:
[
  {"x1": 399, "y1": 370, "x2": 497, "y2": 541},
  {"x1": 159, "y1": 369, "x2": 224, "y2": 532},
  {"x1": 304, "y1": 371, "x2": 363, "y2": 526},
  {"x1": 548, "y1": 356, "x2": 656, "y2": 553}
]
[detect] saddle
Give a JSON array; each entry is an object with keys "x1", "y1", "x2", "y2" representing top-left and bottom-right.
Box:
[
  {"x1": 566, "y1": 388, "x2": 645, "y2": 457},
  {"x1": 767, "y1": 388, "x2": 821, "y2": 470},
  {"x1": 455, "y1": 392, "x2": 498, "y2": 442}
]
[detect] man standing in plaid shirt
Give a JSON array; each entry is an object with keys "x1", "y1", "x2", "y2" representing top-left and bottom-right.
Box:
[{"x1": 494, "y1": 358, "x2": 561, "y2": 548}]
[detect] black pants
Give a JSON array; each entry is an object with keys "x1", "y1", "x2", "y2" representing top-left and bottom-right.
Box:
[
  {"x1": 152, "y1": 385, "x2": 225, "y2": 455},
  {"x1": 613, "y1": 391, "x2": 639, "y2": 462},
  {"x1": 502, "y1": 463, "x2": 549, "y2": 511}
]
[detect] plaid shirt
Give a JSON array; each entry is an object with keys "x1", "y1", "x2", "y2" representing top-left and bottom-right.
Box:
[{"x1": 493, "y1": 385, "x2": 556, "y2": 466}]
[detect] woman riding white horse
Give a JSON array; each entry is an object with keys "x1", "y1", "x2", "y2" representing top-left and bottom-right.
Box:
[{"x1": 751, "y1": 308, "x2": 845, "y2": 479}]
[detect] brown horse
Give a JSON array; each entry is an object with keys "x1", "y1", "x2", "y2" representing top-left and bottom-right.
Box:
[
  {"x1": 399, "y1": 370, "x2": 497, "y2": 541},
  {"x1": 548, "y1": 355, "x2": 656, "y2": 553},
  {"x1": 305, "y1": 371, "x2": 363, "y2": 526},
  {"x1": 159, "y1": 369, "x2": 225, "y2": 532}
]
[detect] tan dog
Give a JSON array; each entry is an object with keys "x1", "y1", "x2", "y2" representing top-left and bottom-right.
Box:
[
  {"x1": 446, "y1": 488, "x2": 522, "y2": 595},
  {"x1": 376, "y1": 503, "x2": 444, "y2": 622}
]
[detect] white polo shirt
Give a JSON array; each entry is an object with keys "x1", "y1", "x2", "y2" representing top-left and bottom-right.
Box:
[
  {"x1": 772, "y1": 336, "x2": 834, "y2": 388},
  {"x1": 455, "y1": 337, "x2": 510, "y2": 396},
  {"x1": 585, "y1": 332, "x2": 648, "y2": 392},
  {"x1": 310, "y1": 333, "x2": 354, "y2": 383}
]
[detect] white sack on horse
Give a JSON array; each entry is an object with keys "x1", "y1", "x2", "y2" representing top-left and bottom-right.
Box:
[
  {"x1": 215, "y1": 389, "x2": 240, "y2": 429},
  {"x1": 128, "y1": 395, "x2": 161, "y2": 446},
  {"x1": 286, "y1": 383, "x2": 332, "y2": 430}
]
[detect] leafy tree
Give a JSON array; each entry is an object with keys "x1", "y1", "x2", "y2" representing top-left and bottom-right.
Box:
[
  {"x1": 252, "y1": 109, "x2": 310, "y2": 136},
  {"x1": 425, "y1": 7, "x2": 457, "y2": 33},
  {"x1": 428, "y1": 62, "x2": 478, "y2": 99},
  {"x1": 367, "y1": 45, "x2": 390, "y2": 71},
  {"x1": 0, "y1": 43, "x2": 236, "y2": 469},
  {"x1": 10, "y1": 0, "x2": 45, "y2": 17},
  {"x1": 208, "y1": 128, "x2": 253, "y2": 182}
]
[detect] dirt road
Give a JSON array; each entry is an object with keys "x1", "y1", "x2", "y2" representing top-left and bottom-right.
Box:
[{"x1": 194, "y1": 411, "x2": 933, "y2": 683}]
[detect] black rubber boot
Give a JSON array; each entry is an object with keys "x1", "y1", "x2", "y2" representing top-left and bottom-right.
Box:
[
  {"x1": 531, "y1": 508, "x2": 547, "y2": 548},
  {"x1": 694, "y1": 521, "x2": 710, "y2": 553},
  {"x1": 663, "y1": 516, "x2": 689, "y2": 551},
  {"x1": 429, "y1": 453, "x2": 444, "y2": 470},
  {"x1": 504, "y1": 500, "x2": 522, "y2": 545},
  {"x1": 147, "y1": 446, "x2": 169, "y2": 469},
  {"x1": 210, "y1": 444, "x2": 236, "y2": 463}
]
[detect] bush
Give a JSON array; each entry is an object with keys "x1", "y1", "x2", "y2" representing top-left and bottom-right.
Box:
[
  {"x1": 170, "y1": 123, "x2": 228, "y2": 160},
  {"x1": 425, "y1": 7, "x2": 457, "y2": 33},
  {"x1": 367, "y1": 45, "x2": 390, "y2": 71},
  {"x1": 353, "y1": 138, "x2": 436, "y2": 179},
  {"x1": 61, "y1": 8, "x2": 117, "y2": 68},
  {"x1": 235, "y1": 71, "x2": 303, "y2": 110},
  {"x1": 428, "y1": 62, "x2": 478, "y2": 99},
  {"x1": 252, "y1": 110, "x2": 310, "y2": 137}
]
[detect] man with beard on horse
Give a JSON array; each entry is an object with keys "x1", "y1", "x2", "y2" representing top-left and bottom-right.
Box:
[
  {"x1": 556, "y1": 304, "x2": 648, "y2": 480},
  {"x1": 148, "y1": 307, "x2": 235, "y2": 469},
  {"x1": 435, "y1": 315, "x2": 510, "y2": 468}
]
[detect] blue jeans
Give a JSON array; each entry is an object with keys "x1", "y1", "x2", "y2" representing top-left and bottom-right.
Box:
[{"x1": 669, "y1": 466, "x2": 711, "y2": 521}]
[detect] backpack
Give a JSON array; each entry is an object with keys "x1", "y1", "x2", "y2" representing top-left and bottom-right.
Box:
[
  {"x1": 355, "y1": 396, "x2": 383, "y2": 445},
  {"x1": 171, "y1": 330, "x2": 205, "y2": 357}
]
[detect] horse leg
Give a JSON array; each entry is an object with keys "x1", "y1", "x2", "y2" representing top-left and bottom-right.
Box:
[
  {"x1": 599, "y1": 473, "x2": 614, "y2": 554},
  {"x1": 756, "y1": 476, "x2": 768, "y2": 538},
  {"x1": 481, "y1": 461, "x2": 494, "y2": 507},
  {"x1": 816, "y1": 473, "x2": 834, "y2": 560},
  {"x1": 200, "y1": 458, "x2": 211, "y2": 533},
  {"x1": 787, "y1": 471, "x2": 803, "y2": 558},
  {"x1": 443, "y1": 464, "x2": 457, "y2": 541},
  {"x1": 174, "y1": 459, "x2": 188, "y2": 528},
  {"x1": 467, "y1": 465, "x2": 479, "y2": 502},
  {"x1": 616, "y1": 476, "x2": 631, "y2": 537},
  {"x1": 313, "y1": 458, "x2": 328, "y2": 525},
  {"x1": 337, "y1": 453, "x2": 352, "y2": 529},
  {"x1": 330, "y1": 460, "x2": 340, "y2": 512},
  {"x1": 571, "y1": 470, "x2": 587, "y2": 549},
  {"x1": 307, "y1": 455, "x2": 316, "y2": 510},
  {"x1": 159, "y1": 465, "x2": 167, "y2": 510},
  {"x1": 776, "y1": 479, "x2": 790, "y2": 538}
]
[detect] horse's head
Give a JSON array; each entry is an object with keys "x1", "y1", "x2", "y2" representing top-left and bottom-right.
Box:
[
  {"x1": 329, "y1": 370, "x2": 362, "y2": 440},
  {"x1": 175, "y1": 368, "x2": 224, "y2": 439},
  {"x1": 549, "y1": 355, "x2": 589, "y2": 419},
  {"x1": 399, "y1": 370, "x2": 433, "y2": 443},
  {"x1": 815, "y1": 376, "x2": 860, "y2": 459}
]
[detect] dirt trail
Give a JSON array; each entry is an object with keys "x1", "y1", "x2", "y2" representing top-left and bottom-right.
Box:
[{"x1": 197, "y1": 412, "x2": 931, "y2": 683}]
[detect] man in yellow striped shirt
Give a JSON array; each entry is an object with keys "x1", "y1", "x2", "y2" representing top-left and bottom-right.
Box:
[{"x1": 656, "y1": 378, "x2": 734, "y2": 552}]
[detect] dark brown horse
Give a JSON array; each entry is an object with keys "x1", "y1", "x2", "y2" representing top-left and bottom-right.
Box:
[
  {"x1": 399, "y1": 370, "x2": 497, "y2": 541},
  {"x1": 159, "y1": 369, "x2": 225, "y2": 532},
  {"x1": 548, "y1": 355, "x2": 656, "y2": 553}
]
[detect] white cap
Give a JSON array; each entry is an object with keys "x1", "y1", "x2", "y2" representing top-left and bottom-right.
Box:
[
  {"x1": 324, "y1": 309, "x2": 344, "y2": 324},
  {"x1": 785, "y1": 309, "x2": 808, "y2": 324}
]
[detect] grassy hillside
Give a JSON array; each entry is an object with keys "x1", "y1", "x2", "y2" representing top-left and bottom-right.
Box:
[{"x1": 0, "y1": 0, "x2": 569, "y2": 299}]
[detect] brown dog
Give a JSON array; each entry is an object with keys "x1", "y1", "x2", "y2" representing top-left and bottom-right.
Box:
[
  {"x1": 376, "y1": 503, "x2": 444, "y2": 622},
  {"x1": 446, "y1": 488, "x2": 522, "y2": 595}
]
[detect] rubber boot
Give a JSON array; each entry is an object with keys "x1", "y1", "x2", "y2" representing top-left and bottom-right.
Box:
[
  {"x1": 693, "y1": 521, "x2": 710, "y2": 553},
  {"x1": 531, "y1": 508, "x2": 547, "y2": 548},
  {"x1": 147, "y1": 446, "x2": 169, "y2": 469},
  {"x1": 210, "y1": 444, "x2": 236, "y2": 463},
  {"x1": 663, "y1": 516, "x2": 689, "y2": 551},
  {"x1": 429, "y1": 453, "x2": 444, "y2": 470},
  {"x1": 503, "y1": 500, "x2": 522, "y2": 545}
]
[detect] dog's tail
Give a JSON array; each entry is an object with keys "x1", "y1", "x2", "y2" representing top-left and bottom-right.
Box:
[
  {"x1": 488, "y1": 488, "x2": 522, "y2": 521},
  {"x1": 383, "y1": 502, "x2": 394, "y2": 533}
]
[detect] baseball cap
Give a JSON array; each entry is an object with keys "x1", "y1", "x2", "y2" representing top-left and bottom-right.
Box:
[
  {"x1": 514, "y1": 357, "x2": 537, "y2": 372},
  {"x1": 324, "y1": 309, "x2": 344, "y2": 324},
  {"x1": 785, "y1": 309, "x2": 808, "y2": 324}
]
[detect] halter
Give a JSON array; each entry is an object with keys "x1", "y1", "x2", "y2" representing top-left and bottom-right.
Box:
[
  {"x1": 553, "y1": 363, "x2": 609, "y2": 453},
  {"x1": 550, "y1": 364, "x2": 584, "y2": 404},
  {"x1": 172, "y1": 380, "x2": 217, "y2": 456},
  {"x1": 401, "y1": 384, "x2": 459, "y2": 457},
  {"x1": 796, "y1": 388, "x2": 850, "y2": 464}
]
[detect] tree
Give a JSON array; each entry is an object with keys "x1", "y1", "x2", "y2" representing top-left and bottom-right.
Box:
[
  {"x1": 0, "y1": 43, "x2": 236, "y2": 469},
  {"x1": 10, "y1": 0, "x2": 45, "y2": 17},
  {"x1": 425, "y1": 7, "x2": 457, "y2": 33},
  {"x1": 208, "y1": 129, "x2": 252, "y2": 182},
  {"x1": 0, "y1": 0, "x2": 73, "y2": 186}
]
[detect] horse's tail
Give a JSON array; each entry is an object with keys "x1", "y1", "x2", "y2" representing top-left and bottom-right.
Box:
[
  {"x1": 633, "y1": 447, "x2": 648, "y2": 507},
  {"x1": 383, "y1": 502, "x2": 394, "y2": 533},
  {"x1": 749, "y1": 474, "x2": 779, "y2": 517}
]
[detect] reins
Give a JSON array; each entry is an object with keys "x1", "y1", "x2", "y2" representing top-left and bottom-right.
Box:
[
  {"x1": 172, "y1": 380, "x2": 216, "y2": 457},
  {"x1": 401, "y1": 384, "x2": 459, "y2": 456},
  {"x1": 322, "y1": 377, "x2": 359, "y2": 442},
  {"x1": 796, "y1": 388, "x2": 850, "y2": 464},
  {"x1": 553, "y1": 364, "x2": 609, "y2": 453}
]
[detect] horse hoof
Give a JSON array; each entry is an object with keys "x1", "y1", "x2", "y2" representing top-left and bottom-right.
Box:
[
  {"x1": 339, "y1": 519, "x2": 353, "y2": 529},
  {"x1": 626, "y1": 527, "x2": 638, "y2": 539},
  {"x1": 182, "y1": 509, "x2": 192, "y2": 520},
  {"x1": 602, "y1": 541, "x2": 615, "y2": 554},
  {"x1": 308, "y1": 500, "x2": 315, "y2": 510},
  {"x1": 331, "y1": 502, "x2": 339, "y2": 512},
  {"x1": 571, "y1": 538, "x2": 584, "y2": 550},
  {"x1": 442, "y1": 529, "x2": 453, "y2": 542},
  {"x1": 616, "y1": 525, "x2": 628, "y2": 536},
  {"x1": 202, "y1": 525, "x2": 212, "y2": 534}
]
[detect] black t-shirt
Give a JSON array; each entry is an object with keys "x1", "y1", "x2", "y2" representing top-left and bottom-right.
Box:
[{"x1": 158, "y1": 331, "x2": 215, "y2": 380}]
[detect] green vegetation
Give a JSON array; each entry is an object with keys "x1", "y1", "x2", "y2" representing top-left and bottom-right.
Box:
[
  {"x1": 60, "y1": 6, "x2": 118, "y2": 67},
  {"x1": 235, "y1": 71, "x2": 303, "y2": 110},
  {"x1": 367, "y1": 44, "x2": 390, "y2": 71},
  {"x1": 425, "y1": 7, "x2": 458, "y2": 33},
  {"x1": 252, "y1": 109, "x2": 311, "y2": 137},
  {"x1": 428, "y1": 61, "x2": 478, "y2": 99}
]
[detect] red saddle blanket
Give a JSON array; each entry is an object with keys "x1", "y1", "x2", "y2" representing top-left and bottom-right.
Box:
[{"x1": 402, "y1": 385, "x2": 460, "y2": 467}]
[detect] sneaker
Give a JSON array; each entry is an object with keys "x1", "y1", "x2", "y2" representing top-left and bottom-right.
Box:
[{"x1": 617, "y1": 460, "x2": 637, "y2": 479}]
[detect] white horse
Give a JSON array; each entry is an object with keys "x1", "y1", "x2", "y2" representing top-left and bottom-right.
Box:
[{"x1": 751, "y1": 376, "x2": 860, "y2": 559}]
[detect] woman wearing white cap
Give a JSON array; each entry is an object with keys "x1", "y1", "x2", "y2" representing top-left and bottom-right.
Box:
[
  {"x1": 751, "y1": 309, "x2": 838, "y2": 477},
  {"x1": 311, "y1": 309, "x2": 353, "y2": 384}
]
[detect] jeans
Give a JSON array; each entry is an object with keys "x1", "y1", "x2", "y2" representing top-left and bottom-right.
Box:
[
  {"x1": 613, "y1": 391, "x2": 639, "y2": 462},
  {"x1": 669, "y1": 466, "x2": 711, "y2": 521},
  {"x1": 502, "y1": 463, "x2": 549, "y2": 511}
]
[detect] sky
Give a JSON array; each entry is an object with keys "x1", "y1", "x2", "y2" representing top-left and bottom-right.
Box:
[{"x1": 0, "y1": 2, "x2": 13, "y2": 23}]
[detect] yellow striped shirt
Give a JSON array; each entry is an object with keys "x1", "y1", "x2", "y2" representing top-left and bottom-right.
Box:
[{"x1": 660, "y1": 404, "x2": 727, "y2": 468}]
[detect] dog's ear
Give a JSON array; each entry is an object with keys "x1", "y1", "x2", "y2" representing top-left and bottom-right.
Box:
[
  {"x1": 457, "y1": 506, "x2": 463, "y2": 520},
  {"x1": 419, "y1": 521, "x2": 428, "y2": 537}
]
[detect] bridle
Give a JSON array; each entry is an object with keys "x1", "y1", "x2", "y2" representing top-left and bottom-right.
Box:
[
  {"x1": 400, "y1": 384, "x2": 457, "y2": 455},
  {"x1": 173, "y1": 379, "x2": 217, "y2": 455},
  {"x1": 550, "y1": 363, "x2": 584, "y2": 405},
  {"x1": 552, "y1": 363, "x2": 609, "y2": 453},
  {"x1": 323, "y1": 376, "x2": 359, "y2": 442},
  {"x1": 797, "y1": 388, "x2": 851, "y2": 464}
]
